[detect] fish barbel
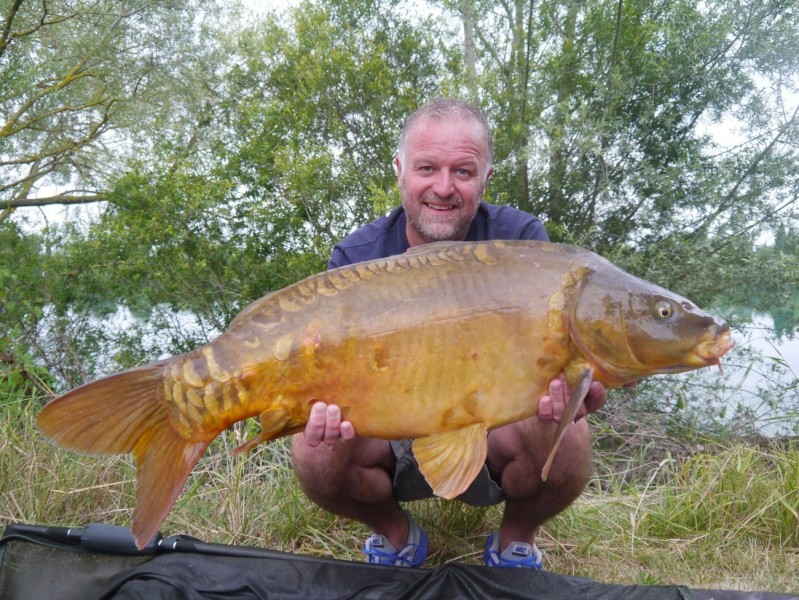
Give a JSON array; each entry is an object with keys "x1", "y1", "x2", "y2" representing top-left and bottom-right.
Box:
[{"x1": 37, "y1": 240, "x2": 734, "y2": 549}]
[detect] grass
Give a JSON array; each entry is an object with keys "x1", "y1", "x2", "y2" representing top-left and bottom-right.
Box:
[{"x1": 2, "y1": 394, "x2": 798, "y2": 594}]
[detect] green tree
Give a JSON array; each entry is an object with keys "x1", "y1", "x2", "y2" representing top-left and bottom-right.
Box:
[
  {"x1": 1, "y1": 0, "x2": 448, "y2": 386},
  {"x1": 452, "y1": 0, "x2": 799, "y2": 256},
  {"x1": 219, "y1": 0, "x2": 445, "y2": 241},
  {"x1": 0, "y1": 0, "x2": 230, "y2": 219},
  {"x1": 0, "y1": 0, "x2": 237, "y2": 385}
]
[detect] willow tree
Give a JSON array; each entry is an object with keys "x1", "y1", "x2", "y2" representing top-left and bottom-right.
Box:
[
  {"x1": 0, "y1": 0, "x2": 234, "y2": 388},
  {"x1": 0, "y1": 0, "x2": 230, "y2": 219}
]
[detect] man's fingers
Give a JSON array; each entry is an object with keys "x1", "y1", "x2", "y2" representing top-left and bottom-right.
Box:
[
  {"x1": 304, "y1": 401, "x2": 329, "y2": 447},
  {"x1": 546, "y1": 373, "x2": 599, "y2": 423},
  {"x1": 323, "y1": 404, "x2": 343, "y2": 445},
  {"x1": 304, "y1": 402, "x2": 356, "y2": 447},
  {"x1": 340, "y1": 420, "x2": 356, "y2": 440},
  {"x1": 549, "y1": 376, "x2": 567, "y2": 422},
  {"x1": 538, "y1": 395, "x2": 554, "y2": 422}
]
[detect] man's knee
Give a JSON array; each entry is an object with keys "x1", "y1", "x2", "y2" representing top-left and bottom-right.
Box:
[
  {"x1": 488, "y1": 417, "x2": 592, "y2": 499},
  {"x1": 541, "y1": 420, "x2": 592, "y2": 493},
  {"x1": 290, "y1": 434, "x2": 344, "y2": 497},
  {"x1": 291, "y1": 434, "x2": 396, "y2": 501}
]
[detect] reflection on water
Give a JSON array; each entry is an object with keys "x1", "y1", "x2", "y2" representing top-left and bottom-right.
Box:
[{"x1": 728, "y1": 313, "x2": 798, "y2": 393}]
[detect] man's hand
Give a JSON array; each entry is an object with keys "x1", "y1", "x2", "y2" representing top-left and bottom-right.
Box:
[
  {"x1": 303, "y1": 401, "x2": 356, "y2": 447},
  {"x1": 537, "y1": 373, "x2": 607, "y2": 424}
]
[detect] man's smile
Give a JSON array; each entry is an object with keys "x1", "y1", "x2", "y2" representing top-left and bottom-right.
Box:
[{"x1": 421, "y1": 197, "x2": 461, "y2": 212}]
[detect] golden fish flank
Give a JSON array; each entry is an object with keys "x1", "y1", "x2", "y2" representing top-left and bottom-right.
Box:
[
  {"x1": 369, "y1": 346, "x2": 390, "y2": 372},
  {"x1": 36, "y1": 240, "x2": 734, "y2": 549},
  {"x1": 274, "y1": 334, "x2": 293, "y2": 362}
]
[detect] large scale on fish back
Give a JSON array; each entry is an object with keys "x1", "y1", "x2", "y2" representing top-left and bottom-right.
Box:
[{"x1": 37, "y1": 240, "x2": 734, "y2": 549}]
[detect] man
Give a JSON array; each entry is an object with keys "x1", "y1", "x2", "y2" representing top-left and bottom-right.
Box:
[{"x1": 291, "y1": 98, "x2": 605, "y2": 569}]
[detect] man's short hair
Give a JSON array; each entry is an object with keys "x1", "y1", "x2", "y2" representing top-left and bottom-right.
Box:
[{"x1": 397, "y1": 98, "x2": 494, "y2": 170}]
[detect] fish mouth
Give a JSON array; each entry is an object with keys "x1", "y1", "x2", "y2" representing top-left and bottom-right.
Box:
[
  {"x1": 695, "y1": 330, "x2": 735, "y2": 364},
  {"x1": 580, "y1": 329, "x2": 736, "y2": 384}
]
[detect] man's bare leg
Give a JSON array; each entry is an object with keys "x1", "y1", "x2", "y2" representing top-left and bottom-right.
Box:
[
  {"x1": 485, "y1": 377, "x2": 601, "y2": 552},
  {"x1": 291, "y1": 377, "x2": 604, "y2": 556},
  {"x1": 487, "y1": 417, "x2": 592, "y2": 552},
  {"x1": 290, "y1": 403, "x2": 410, "y2": 549}
]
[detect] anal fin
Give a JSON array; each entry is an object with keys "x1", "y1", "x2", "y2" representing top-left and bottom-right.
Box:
[
  {"x1": 232, "y1": 406, "x2": 298, "y2": 456},
  {"x1": 412, "y1": 423, "x2": 487, "y2": 499}
]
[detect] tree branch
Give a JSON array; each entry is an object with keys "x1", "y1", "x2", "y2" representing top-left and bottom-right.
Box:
[
  {"x1": 0, "y1": 0, "x2": 26, "y2": 58},
  {"x1": 690, "y1": 100, "x2": 799, "y2": 238},
  {"x1": 0, "y1": 194, "x2": 107, "y2": 210}
]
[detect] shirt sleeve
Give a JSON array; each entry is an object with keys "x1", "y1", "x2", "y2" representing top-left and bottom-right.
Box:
[
  {"x1": 328, "y1": 245, "x2": 351, "y2": 270},
  {"x1": 520, "y1": 218, "x2": 549, "y2": 242}
]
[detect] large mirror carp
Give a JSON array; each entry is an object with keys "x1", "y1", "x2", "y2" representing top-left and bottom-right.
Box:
[{"x1": 38, "y1": 240, "x2": 734, "y2": 549}]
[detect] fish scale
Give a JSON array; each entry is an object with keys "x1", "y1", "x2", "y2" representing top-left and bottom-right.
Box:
[{"x1": 37, "y1": 240, "x2": 734, "y2": 549}]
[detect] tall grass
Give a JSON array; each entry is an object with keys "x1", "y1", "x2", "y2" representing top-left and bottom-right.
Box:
[{"x1": 2, "y1": 394, "x2": 798, "y2": 593}]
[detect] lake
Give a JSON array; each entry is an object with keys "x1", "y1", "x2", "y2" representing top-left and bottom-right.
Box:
[{"x1": 676, "y1": 311, "x2": 799, "y2": 436}]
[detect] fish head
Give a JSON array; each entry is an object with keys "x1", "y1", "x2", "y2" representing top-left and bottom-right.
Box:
[{"x1": 567, "y1": 262, "x2": 735, "y2": 386}]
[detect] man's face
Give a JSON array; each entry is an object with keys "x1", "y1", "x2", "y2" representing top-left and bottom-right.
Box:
[{"x1": 396, "y1": 118, "x2": 493, "y2": 246}]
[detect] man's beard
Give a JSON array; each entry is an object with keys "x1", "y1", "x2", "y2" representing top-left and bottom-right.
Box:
[{"x1": 401, "y1": 184, "x2": 480, "y2": 244}]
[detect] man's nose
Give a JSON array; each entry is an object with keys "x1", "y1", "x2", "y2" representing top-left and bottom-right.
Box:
[{"x1": 431, "y1": 169, "x2": 454, "y2": 196}]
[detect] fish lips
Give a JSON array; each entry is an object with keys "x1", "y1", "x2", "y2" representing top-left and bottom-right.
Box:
[{"x1": 694, "y1": 327, "x2": 735, "y2": 364}]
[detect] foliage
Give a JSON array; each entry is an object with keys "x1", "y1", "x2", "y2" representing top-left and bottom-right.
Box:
[
  {"x1": 459, "y1": 1, "x2": 799, "y2": 258},
  {"x1": 0, "y1": 226, "x2": 54, "y2": 398},
  {"x1": 1, "y1": 0, "x2": 798, "y2": 404},
  {"x1": 211, "y1": 0, "x2": 448, "y2": 255},
  {"x1": 0, "y1": 0, "x2": 232, "y2": 216}
]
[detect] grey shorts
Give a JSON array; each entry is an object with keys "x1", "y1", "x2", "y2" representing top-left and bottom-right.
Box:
[{"x1": 390, "y1": 438, "x2": 505, "y2": 506}]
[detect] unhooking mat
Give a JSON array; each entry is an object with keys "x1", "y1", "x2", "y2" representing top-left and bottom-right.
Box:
[{"x1": 1, "y1": 523, "x2": 796, "y2": 600}]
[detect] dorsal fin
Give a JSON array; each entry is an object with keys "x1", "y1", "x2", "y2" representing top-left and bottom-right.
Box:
[{"x1": 403, "y1": 240, "x2": 467, "y2": 255}]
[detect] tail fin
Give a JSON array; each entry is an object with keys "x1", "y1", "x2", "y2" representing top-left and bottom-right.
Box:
[{"x1": 37, "y1": 362, "x2": 211, "y2": 549}]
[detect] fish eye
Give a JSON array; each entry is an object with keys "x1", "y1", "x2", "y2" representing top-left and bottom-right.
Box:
[{"x1": 655, "y1": 301, "x2": 673, "y2": 320}]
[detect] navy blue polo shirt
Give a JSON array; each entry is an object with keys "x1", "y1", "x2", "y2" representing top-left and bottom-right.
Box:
[{"x1": 328, "y1": 201, "x2": 548, "y2": 269}]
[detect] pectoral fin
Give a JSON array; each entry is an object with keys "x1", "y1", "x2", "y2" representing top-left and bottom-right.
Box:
[
  {"x1": 541, "y1": 367, "x2": 594, "y2": 481},
  {"x1": 412, "y1": 423, "x2": 488, "y2": 499}
]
